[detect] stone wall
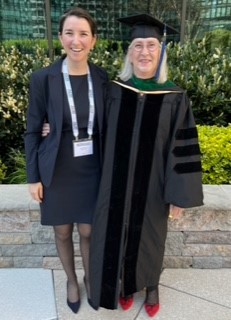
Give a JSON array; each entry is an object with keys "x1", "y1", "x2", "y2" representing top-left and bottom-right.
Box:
[{"x1": 0, "y1": 184, "x2": 231, "y2": 269}]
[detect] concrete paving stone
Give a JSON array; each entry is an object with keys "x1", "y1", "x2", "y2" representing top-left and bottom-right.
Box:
[
  {"x1": 53, "y1": 269, "x2": 144, "y2": 320},
  {"x1": 137, "y1": 285, "x2": 231, "y2": 320},
  {"x1": 220, "y1": 185, "x2": 231, "y2": 198},
  {"x1": 1, "y1": 267, "x2": 231, "y2": 320},
  {"x1": 203, "y1": 185, "x2": 231, "y2": 209},
  {"x1": 0, "y1": 268, "x2": 57, "y2": 320},
  {"x1": 0, "y1": 184, "x2": 31, "y2": 211},
  {"x1": 53, "y1": 268, "x2": 231, "y2": 320},
  {"x1": 160, "y1": 268, "x2": 231, "y2": 308}
]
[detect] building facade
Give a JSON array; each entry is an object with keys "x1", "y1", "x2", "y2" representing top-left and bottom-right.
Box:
[
  {"x1": 0, "y1": 0, "x2": 230, "y2": 41},
  {"x1": 200, "y1": 0, "x2": 231, "y2": 32}
]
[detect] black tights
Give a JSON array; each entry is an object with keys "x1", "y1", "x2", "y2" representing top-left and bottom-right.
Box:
[
  {"x1": 122, "y1": 285, "x2": 159, "y2": 305},
  {"x1": 146, "y1": 285, "x2": 159, "y2": 305},
  {"x1": 53, "y1": 223, "x2": 91, "y2": 302}
]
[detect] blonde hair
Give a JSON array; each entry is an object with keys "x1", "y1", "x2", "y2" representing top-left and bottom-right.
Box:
[{"x1": 119, "y1": 41, "x2": 168, "y2": 83}]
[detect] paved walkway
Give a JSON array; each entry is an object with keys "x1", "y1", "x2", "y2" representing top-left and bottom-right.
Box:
[{"x1": 1, "y1": 268, "x2": 231, "y2": 320}]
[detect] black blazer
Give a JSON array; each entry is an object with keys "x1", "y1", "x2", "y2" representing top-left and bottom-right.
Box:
[{"x1": 24, "y1": 58, "x2": 108, "y2": 187}]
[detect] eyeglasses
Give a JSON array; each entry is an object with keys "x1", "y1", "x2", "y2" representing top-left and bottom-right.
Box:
[{"x1": 132, "y1": 42, "x2": 160, "y2": 52}]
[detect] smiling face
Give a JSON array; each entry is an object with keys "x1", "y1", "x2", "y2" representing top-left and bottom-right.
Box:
[
  {"x1": 59, "y1": 15, "x2": 96, "y2": 68},
  {"x1": 129, "y1": 37, "x2": 161, "y2": 79}
]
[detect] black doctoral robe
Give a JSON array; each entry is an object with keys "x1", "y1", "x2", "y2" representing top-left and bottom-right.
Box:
[{"x1": 89, "y1": 80, "x2": 203, "y2": 310}]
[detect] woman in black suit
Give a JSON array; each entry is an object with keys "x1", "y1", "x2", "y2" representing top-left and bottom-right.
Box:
[{"x1": 24, "y1": 7, "x2": 108, "y2": 314}]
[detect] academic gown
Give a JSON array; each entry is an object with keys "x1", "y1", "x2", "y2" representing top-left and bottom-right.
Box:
[{"x1": 89, "y1": 80, "x2": 203, "y2": 310}]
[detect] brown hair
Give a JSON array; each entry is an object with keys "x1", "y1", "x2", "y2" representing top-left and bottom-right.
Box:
[{"x1": 59, "y1": 7, "x2": 97, "y2": 36}]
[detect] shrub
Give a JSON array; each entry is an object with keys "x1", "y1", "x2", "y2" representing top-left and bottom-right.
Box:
[
  {"x1": 5, "y1": 127, "x2": 231, "y2": 185},
  {"x1": 90, "y1": 39, "x2": 124, "y2": 80},
  {"x1": 1, "y1": 37, "x2": 230, "y2": 183},
  {"x1": 198, "y1": 125, "x2": 231, "y2": 184},
  {"x1": 3, "y1": 149, "x2": 26, "y2": 184},
  {"x1": 0, "y1": 159, "x2": 7, "y2": 183},
  {"x1": 0, "y1": 44, "x2": 51, "y2": 167},
  {"x1": 2, "y1": 39, "x2": 62, "y2": 56},
  {"x1": 204, "y1": 29, "x2": 231, "y2": 53},
  {"x1": 167, "y1": 36, "x2": 231, "y2": 126}
]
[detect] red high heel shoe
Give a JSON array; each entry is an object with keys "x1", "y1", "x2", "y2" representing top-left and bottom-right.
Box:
[
  {"x1": 119, "y1": 294, "x2": 134, "y2": 310},
  {"x1": 144, "y1": 303, "x2": 160, "y2": 317}
]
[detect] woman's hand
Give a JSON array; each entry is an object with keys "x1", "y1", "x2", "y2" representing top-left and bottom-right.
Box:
[
  {"x1": 29, "y1": 182, "x2": 43, "y2": 203},
  {"x1": 169, "y1": 204, "x2": 184, "y2": 220},
  {"x1": 42, "y1": 122, "x2": 50, "y2": 137}
]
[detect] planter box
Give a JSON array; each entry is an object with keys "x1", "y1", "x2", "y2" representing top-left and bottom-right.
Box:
[{"x1": 0, "y1": 184, "x2": 231, "y2": 269}]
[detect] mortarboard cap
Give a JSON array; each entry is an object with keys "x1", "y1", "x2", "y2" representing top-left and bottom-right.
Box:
[{"x1": 118, "y1": 13, "x2": 178, "y2": 41}]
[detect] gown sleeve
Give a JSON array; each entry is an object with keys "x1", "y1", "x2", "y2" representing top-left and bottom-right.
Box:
[{"x1": 164, "y1": 91, "x2": 204, "y2": 208}]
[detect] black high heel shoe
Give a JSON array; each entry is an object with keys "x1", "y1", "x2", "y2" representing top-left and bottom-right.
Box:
[
  {"x1": 67, "y1": 298, "x2": 81, "y2": 314},
  {"x1": 83, "y1": 276, "x2": 98, "y2": 310},
  {"x1": 66, "y1": 281, "x2": 81, "y2": 314}
]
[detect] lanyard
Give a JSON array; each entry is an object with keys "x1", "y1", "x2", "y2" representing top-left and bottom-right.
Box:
[{"x1": 62, "y1": 58, "x2": 95, "y2": 140}]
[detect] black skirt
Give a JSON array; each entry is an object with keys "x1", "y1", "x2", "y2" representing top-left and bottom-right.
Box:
[{"x1": 40, "y1": 131, "x2": 101, "y2": 225}]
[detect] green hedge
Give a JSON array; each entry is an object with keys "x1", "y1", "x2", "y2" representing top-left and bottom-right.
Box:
[
  {"x1": 198, "y1": 125, "x2": 231, "y2": 184},
  {"x1": 0, "y1": 44, "x2": 52, "y2": 175},
  {"x1": 1, "y1": 125, "x2": 230, "y2": 185},
  {"x1": 167, "y1": 35, "x2": 231, "y2": 126},
  {"x1": 0, "y1": 34, "x2": 230, "y2": 183},
  {"x1": 0, "y1": 159, "x2": 7, "y2": 182}
]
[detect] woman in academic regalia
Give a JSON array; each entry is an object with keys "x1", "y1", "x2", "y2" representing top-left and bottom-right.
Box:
[{"x1": 89, "y1": 13, "x2": 203, "y2": 317}]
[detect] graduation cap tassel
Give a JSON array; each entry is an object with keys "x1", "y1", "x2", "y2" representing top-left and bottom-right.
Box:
[{"x1": 154, "y1": 24, "x2": 167, "y2": 81}]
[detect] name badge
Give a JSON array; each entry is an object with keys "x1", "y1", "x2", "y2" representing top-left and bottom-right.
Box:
[{"x1": 73, "y1": 139, "x2": 93, "y2": 157}]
